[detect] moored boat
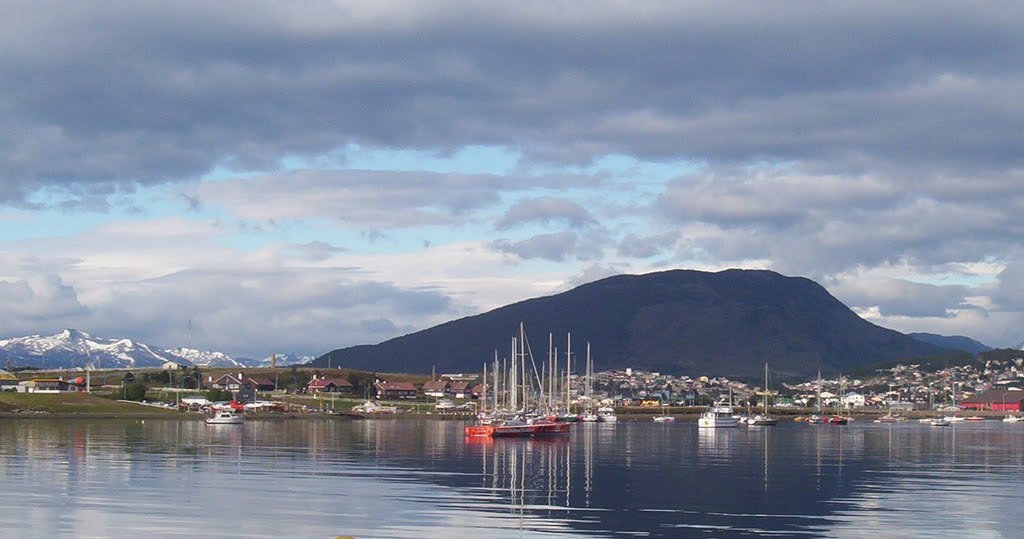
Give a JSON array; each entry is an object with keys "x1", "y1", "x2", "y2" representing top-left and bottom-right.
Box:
[
  {"x1": 698, "y1": 402, "x2": 739, "y2": 428},
  {"x1": 597, "y1": 406, "x2": 618, "y2": 423},
  {"x1": 464, "y1": 417, "x2": 570, "y2": 437}
]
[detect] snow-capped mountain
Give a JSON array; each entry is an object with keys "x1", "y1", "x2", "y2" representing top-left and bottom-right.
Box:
[
  {"x1": 0, "y1": 329, "x2": 251, "y2": 370},
  {"x1": 164, "y1": 347, "x2": 253, "y2": 368},
  {"x1": 258, "y1": 353, "x2": 315, "y2": 367}
]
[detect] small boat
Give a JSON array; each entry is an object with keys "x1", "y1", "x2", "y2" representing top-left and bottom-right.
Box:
[
  {"x1": 748, "y1": 414, "x2": 778, "y2": 426},
  {"x1": 597, "y1": 406, "x2": 618, "y2": 423},
  {"x1": 352, "y1": 400, "x2": 398, "y2": 414},
  {"x1": 653, "y1": 404, "x2": 675, "y2": 422},
  {"x1": 206, "y1": 411, "x2": 244, "y2": 425},
  {"x1": 1003, "y1": 414, "x2": 1022, "y2": 423},
  {"x1": 874, "y1": 413, "x2": 903, "y2": 423},
  {"x1": 930, "y1": 417, "x2": 952, "y2": 427},
  {"x1": 805, "y1": 414, "x2": 823, "y2": 424},
  {"x1": 964, "y1": 416, "x2": 985, "y2": 422},
  {"x1": 579, "y1": 412, "x2": 599, "y2": 422},
  {"x1": 825, "y1": 415, "x2": 848, "y2": 425},
  {"x1": 698, "y1": 402, "x2": 739, "y2": 428}
]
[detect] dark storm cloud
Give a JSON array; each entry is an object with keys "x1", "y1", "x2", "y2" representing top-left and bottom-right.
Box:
[{"x1": 3, "y1": 2, "x2": 1023, "y2": 201}]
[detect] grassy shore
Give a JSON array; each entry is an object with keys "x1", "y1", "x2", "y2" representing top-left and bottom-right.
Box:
[{"x1": 0, "y1": 393, "x2": 179, "y2": 416}]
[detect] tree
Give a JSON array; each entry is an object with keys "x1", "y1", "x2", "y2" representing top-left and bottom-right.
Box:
[
  {"x1": 123, "y1": 382, "x2": 147, "y2": 401},
  {"x1": 205, "y1": 388, "x2": 233, "y2": 402}
]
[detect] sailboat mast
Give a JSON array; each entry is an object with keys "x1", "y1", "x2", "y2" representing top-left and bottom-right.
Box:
[{"x1": 510, "y1": 337, "x2": 517, "y2": 411}]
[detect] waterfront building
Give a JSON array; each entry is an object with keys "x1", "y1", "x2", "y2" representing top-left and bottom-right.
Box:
[{"x1": 960, "y1": 388, "x2": 1024, "y2": 411}]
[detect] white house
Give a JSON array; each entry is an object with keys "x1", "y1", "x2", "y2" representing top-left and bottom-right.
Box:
[{"x1": 841, "y1": 392, "x2": 866, "y2": 408}]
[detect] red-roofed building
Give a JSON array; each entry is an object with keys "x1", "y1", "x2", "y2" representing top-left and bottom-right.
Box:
[
  {"x1": 422, "y1": 380, "x2": 449, "y2": 398},
  {"x1": 307, "y1": 376, "x2": 354, "y2": 393},
  {"x1": 448, "y1": 381, "x2": 471, "y2": 399},
  {"x1": 375, "y1": 380, "x2": 418, "y2": 399}
]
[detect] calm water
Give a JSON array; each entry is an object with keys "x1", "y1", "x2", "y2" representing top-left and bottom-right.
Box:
[{"x1": 1, "y1": 417, "x2": 1023, "y2": 538}]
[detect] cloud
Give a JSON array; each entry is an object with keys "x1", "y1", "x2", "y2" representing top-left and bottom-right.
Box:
[
  {"x1": 3, "y1": 2, "x2": 1023, "y2": 203},
  {"x1": 828, "y1": 275, "x2": 971, "y2": 318},
  {"x1": 0, "y1": 274, "x2": 89, "y2": 323},
  {"x1": 495, "y1": 197, "x2": 596, "y2": 230}
]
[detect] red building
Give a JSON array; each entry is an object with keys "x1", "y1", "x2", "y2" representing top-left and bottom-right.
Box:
[{"x1": 960, "y1": 388, "x2": 1024, "y2": 411}]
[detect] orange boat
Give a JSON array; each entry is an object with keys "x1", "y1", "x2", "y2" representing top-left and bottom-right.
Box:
[{"x1": 465, "y1": 419, "x2": 570, "y2": 438}]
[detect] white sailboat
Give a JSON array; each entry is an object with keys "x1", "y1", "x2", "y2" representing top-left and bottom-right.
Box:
[{"x1": 748, "y1": 363, "x2": 779, "y2": 426}]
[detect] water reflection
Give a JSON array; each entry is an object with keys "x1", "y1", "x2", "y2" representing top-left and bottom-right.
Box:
[{"x1": 2, "y1": 419, "x2": 1024, "y2": 537}]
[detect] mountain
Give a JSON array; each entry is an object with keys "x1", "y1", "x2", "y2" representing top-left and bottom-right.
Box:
[
  {"x1": 908, "y1": 333, "x2": 992, "y2": 355},
  {"x1": 0, "y1": 329, "x2": 257, "y2": 370},
  {"x1": 314, "y1": 269, "x2": 948, "y2": 381}
]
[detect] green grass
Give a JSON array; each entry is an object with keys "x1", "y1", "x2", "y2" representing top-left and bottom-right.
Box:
[{"x1": 0, "y1": 392, "x2": 179, "y2": 415}]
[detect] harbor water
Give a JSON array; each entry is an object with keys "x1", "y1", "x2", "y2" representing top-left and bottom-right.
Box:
[{"x1": 1, "y1": 418, "x2": 1022, "y2": 538}]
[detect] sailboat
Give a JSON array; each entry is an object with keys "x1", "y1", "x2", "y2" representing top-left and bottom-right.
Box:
[
  {"x1": 748, "y1": 363, "x2": 778, "y2": 426},
  {"x1": 464, "y1": 323, "x2": 570, "y2": 438},
  {"x1": 653, "y1": 403, "x2": 675, "y2": 422}
]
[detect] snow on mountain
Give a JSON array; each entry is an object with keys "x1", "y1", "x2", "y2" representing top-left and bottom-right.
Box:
[
  {"x1": 258, "y1": 353, "x2": 315, "y2": 367},
  {"x1": 0, "y1": 329, "x2": 179, "y2": 369},
  {"x1": 163, "y1": 347, "x2": 254, "y2": 368},
  {"x1": 0, "y1": 329, "x2": 252, "y2": 370}
]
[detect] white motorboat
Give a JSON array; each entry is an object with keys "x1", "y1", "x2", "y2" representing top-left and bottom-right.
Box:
[
  {"x1": 205, "y1": 411, "x2": 244, "y2": 425},
  {"x1": 930, "y1": 417, "x2": 951, "y2": 427},
  {"x1": 597, "y1": 406, "x2": 618, "y2": 423},
  {"x1": 698, "y1": 403, "x2": 739, "y2": 428},
  {"x1": 1002, "y1": 414, "x2": 1022, "y2": 423}
]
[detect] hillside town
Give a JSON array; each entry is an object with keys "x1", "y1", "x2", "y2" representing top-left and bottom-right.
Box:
[{"x1": 5, "y1": 352, "x2": 1024, "y2": 414}]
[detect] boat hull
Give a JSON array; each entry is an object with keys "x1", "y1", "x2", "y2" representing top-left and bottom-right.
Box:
[{"x1": 464, "y1": 422, "x2": 570, "y2": 438}]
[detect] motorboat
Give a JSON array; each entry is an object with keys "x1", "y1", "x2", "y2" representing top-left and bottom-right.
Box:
[
  {"x1": 1003, "y1": 414, "x2": 1022, "y2": 423},
  {"x1": 698, "y1": 403, "x2": 739, "y2": 428},
  {"x1": 748, "y1": 413, "x2": 779, "y2": 426},
  {"x1": 205, "y1": 411, "x2": 244, "y2": 425},
  {"x1": 930, "y1": 417, "x2": 952, "y2": 427},
  {"x1": 597, "y1": 406, "x2": 618, "y2": 423}
]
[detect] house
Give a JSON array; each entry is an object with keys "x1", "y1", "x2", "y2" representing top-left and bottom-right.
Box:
[
  {"x1": 470, "y1": 383, "x2": 488, "y2": 399},
  {"x1": 448, "y1": 382, "x2": 471, "y2": 399},
  {"x1": 307, "y1": 376, "x2": 354, "y2": 393},
  {"x1": 210, "y1": 373, "x2": 275, "y2": 392},
  {"x1": 422, "y1": 380, "x2": 450, "y2": 398},
  {"x1": 20, "y1": 378, "x2": 76, "y2": 393},
  {"x1": 960, "y1": 388, "x2": 1024, "y2": 411},
  {"x1": 375, "y1": 380, "x2": 418, "y2": 399},
  {"x1": 841, "y1": 393, "x2": 866, "y2": 408}
]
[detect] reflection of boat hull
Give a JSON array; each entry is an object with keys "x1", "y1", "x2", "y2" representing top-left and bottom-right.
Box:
[
  {"x1": 206, "y1": 413, "x2": 244, "y2": 425},
  {"x1": 464, "y1": 422, "x2": 571, "y2": 438}
]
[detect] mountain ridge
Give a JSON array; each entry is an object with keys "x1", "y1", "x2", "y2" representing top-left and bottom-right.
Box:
[
  {"x1": 315, "y1": 268, "x2": 950, "y2": 381},
  {"x1": 0, "y1": 330, "x2": 313, "y2": 370}
]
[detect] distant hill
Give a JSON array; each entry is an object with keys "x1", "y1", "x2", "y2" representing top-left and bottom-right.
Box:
[
  {"x1": 908, "y1": 333, "x2": 992, "y2": 355},
  {"x1": 314, "y1": 269, "x2": 947, "y2": 381}
]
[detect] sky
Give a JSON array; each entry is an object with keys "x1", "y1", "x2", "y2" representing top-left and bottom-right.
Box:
[{"x1": 2, "y1": 1, "x2": 1024, "y2": 358}]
